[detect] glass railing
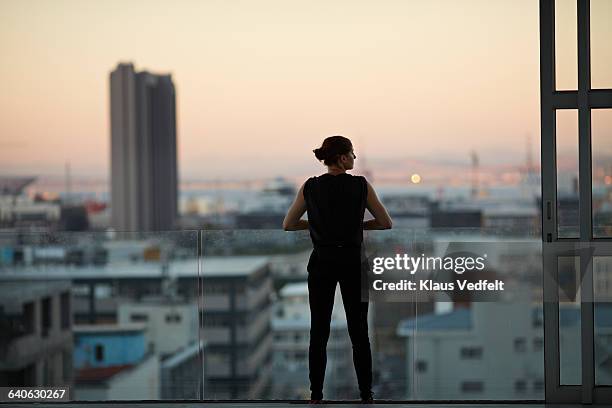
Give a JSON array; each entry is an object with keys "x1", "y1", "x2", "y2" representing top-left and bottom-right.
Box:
[
  {"x1": 0, "y1": 230, "x2": 200, "y2": 400},
  {"x1": 0, "y1": 227, "x2": 549, "y2": 401}
]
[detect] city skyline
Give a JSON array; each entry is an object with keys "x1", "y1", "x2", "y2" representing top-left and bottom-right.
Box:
[{"x1": 1, "y1": 0, "x2": 611, "y2": 180}]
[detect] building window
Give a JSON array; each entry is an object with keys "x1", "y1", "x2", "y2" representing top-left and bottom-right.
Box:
[
  {"x1": 42, "y1": 359, "x2": 50, "y2": 384},
  {"x1": 18, "y1": 364, "x2": 36, "y2": 387},
  {"x1": 63, "y1": 351, "x2": 72, "y2": 382},
  {"x1": 415, "y1": 360, "x2": 427, "y2": 373},
  {"x1": 533, "y1": 337, "x2": 544, "y2": 351},
  {"x1": 532, "y1": 308, "x2": 543, "y2": 328},
  {"x1": 514, "y1": 337, "x2": 527, "y2": 352},
  {"x1": 60, "y1": 292, "x2": 70, "y2": 330},
  {"x1": 330, "y1": 330, "x2": 341, "y2": 340},
  {"x1": 460, "y1": 346, "x2": 483, "y2": 359},
  {"x1": 204, "y1": 283, "x2": 228, "y2": 294},
  {"x1": 41, "y1": 297, "x2": 52, "y2": 337},
  {"x1": 131, "y1": 313, "x2": 148, "y2": 322},
  {"x1": 165, "y1": 314, "x2": 181, "y2": 323},
  {"x1": 95, "y1": 344, "x2": 104, "y2": 362},
  {"x1": 203, "y1": 315, "x2": 228, "y2": 327},
  {"x1": 23, "y1": 302, "x2": 35, "y2": 335},
  {"x1": 514, "y1": 379, "x2": 527, "y2": 393},
  {"x1": 533, "y1": 379, "x2": 544, "y2": 392},
  {"x1": 461, "y1": 381, "x2": 483, "y2": 393}
]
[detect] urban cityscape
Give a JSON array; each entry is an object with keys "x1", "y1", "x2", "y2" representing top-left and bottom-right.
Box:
[
  {"x1": 1, "y1": 0, "x2": 612, "y2": 403},
  {"x1": 1, "y1": 59, "x2": 612, "y2": 400}
]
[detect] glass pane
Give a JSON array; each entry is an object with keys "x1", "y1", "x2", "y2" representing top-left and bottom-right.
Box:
[
  {"x1": 556, "y1": 110, "x2": 580, "y2": 238},
  {"x1": 594, "y1": 256, "x2": 612, "y2": 385},
  {"x1": 367, "y1": 230, "x2": 418, "y2": 400},
  {"x1": 404, "y1": 234, "x2": 543, "y2": 400},
  {"x1": 555, "y1": 0, "x2": 578, "y2": 90},
  {"x1": 0, "y1": 231, "x2": 200, "y2": 400},
  {"x1": 201, "y1": 230, "x2": 311, "y2": 399},
  {"x1": 591, "y1": 0, "x2": 612, "y2": 89},
  {"x1": 558, "y1": 256, "x2": 581, "y2": 385},
  {"x1": 592, "y1": 109, "x2": 612, "y2": 237}
]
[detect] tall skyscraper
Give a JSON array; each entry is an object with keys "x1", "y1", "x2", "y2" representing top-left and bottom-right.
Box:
[{"x1": 110, "y1": 63, "x2": 178, "y2": 231}]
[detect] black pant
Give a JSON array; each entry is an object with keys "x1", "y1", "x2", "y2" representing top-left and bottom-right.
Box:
[{"x1": 306, "y1": 246, "x2": 372, "y2": 400}]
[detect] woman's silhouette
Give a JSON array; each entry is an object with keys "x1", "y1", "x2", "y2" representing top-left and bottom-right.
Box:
[{"x1": 283, "y1": 135, "x2": 393, "y2": 403}]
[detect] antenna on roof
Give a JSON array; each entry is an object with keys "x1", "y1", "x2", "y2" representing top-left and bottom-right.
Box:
[
  {"x1": 65, "y1": 161, "x2": 72, "y2": 205},
  {"x1": 470, "y1": 151, "x2": 479, "y2": 199}
]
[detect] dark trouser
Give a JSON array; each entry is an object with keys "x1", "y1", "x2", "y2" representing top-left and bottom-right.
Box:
[{"x1": 307, "y1": 246, "x2": 372, "y2": 400}]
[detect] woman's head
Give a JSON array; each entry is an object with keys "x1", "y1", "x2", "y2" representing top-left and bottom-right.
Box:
[{"x1": 313, "y1": 135, "x2": 356, "y2": 170}]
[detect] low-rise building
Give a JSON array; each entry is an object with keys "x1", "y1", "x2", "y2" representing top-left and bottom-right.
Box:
[
  {"x1": 395, "y1": 302, "x2": 612, "y2": 400},
  {"x1": 160, "y1": 341, "x2": 204, "y2": 400},
  {"x1": 73, "y1": 323, "x2": 159, "y2": 400},
  {"x1": 118, "y1": 299, "x2": 198, "y2": 357},
  {"x1": 0, "y1": 280, "x2": 73, "y2": 388}
]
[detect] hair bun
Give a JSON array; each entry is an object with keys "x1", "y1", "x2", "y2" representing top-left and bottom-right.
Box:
[
  {"x1": 313, "y1": 135, "x2": 353, "y2": 166},
  {"x1": 313, "y1": 148, "x2": 327, "y2": 161}
]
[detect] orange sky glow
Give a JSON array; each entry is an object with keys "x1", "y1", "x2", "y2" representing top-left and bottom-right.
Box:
[{"x1": 0, "y1": 0, "x2": 610, "y2": 184}]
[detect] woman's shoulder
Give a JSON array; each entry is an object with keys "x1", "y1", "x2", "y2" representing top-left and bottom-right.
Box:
[
  {"x1": 353, "y1": 174, "x2": 368, "y2": 185},
  {"x1": 303, "y1": 176, "x2": 316, "y2": 193}
]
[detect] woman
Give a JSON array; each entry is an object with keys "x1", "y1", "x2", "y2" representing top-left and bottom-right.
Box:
[{"x1": 282, "y1": 135, "x2": 393, "y2": 403}]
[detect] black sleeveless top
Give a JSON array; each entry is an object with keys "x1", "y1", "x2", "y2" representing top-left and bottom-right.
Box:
[{"x1": 303, "y1": 173, "x2": 368, "y2": 248}]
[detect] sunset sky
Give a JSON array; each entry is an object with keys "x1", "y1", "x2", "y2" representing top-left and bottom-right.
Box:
[{"x1": 0, "y1": 0, "x2": 610, "y2": 182}]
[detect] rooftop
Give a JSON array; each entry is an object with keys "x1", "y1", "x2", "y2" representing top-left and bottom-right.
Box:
[
  {"x1": 161, "y1": 341, "x2": 203, "y2": 368},
  {"x1": 272, "y1": 317, "x2": 346, "y2": 331},
  {"x1": 0, "y1": 176, "x2": 36, "y2": 195},
  {"x1": 75, "y1": 364, "x2": 133, "y2": 384},
  {"x1": 397, "y1": 304, "x2": 612, "y2": 337},
  {"x1": 74, "y1": 323, "x2": 147, "y2": 334},
  {"x1": 280, "y1": 282, "x2": 309, "y2": 297},
  {"x1": 0, "y1": 256, "x2": 270, "y2": 281},
  {"x1": 397, "y1": 307, "x2": 472, "y2": 335}
]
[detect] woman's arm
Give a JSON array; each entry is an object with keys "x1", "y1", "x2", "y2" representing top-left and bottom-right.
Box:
[
  {"x1": 282, "y1": 183, "x2": 309, "y2": 231},
  {"x1": 364, "y1": 180, "x2": 393, "y2": 230}
]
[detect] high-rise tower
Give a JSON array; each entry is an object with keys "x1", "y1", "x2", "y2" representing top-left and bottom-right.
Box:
[{"x1": 110, "y1": 63, "x2": 178, "y2": 231}]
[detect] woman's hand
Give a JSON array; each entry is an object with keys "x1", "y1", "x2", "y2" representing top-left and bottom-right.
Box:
[{"x1": 283, "y1": 183, "x2": 309, "y2": 230}]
